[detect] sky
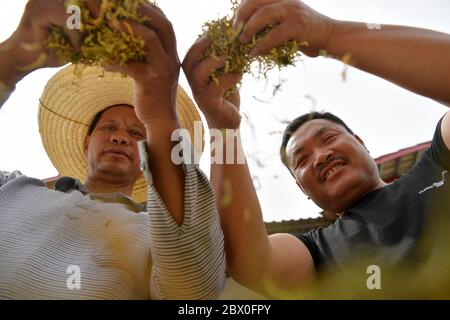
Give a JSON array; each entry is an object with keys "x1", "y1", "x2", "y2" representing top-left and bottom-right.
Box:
[{"x1": 0, "y1": 0, "x2": 449, "y2": 222}]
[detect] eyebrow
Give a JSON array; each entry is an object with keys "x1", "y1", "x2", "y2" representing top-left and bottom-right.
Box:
[
  {"x1": 99, "y1": 119, "x2": 144, "y2": 131},
  {"x1": 290, "y1": 126, "x2": 331, "y2": 160},
  {"x1": 99, "y1": 119, "x2": 118, "y2": 124},
  {"x1": 101, "y1": 119, "x2": 141, "y2": 128}
]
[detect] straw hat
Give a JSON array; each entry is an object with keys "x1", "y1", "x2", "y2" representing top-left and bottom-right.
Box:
[{"x1": 38, "y1": 64, "x2": 203, "y2": 203}]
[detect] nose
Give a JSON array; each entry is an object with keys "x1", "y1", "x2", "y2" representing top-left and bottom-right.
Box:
[
  {"x1": 110, "y1": 130, "x2": 130, "y2": 146},
  {"x1": 313, "y1": 149, "x2": 333, "y2": 169}
]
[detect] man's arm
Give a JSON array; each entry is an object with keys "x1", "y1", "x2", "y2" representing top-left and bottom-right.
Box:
[
  {"x1": 235, "y1": 0, "x2": 450, "y2": 105},
  {"x1": 325, "y1": 22, "x2": 450, "y2": 105},
  {"x1": 0, "y1": 38, "x2": 24, "y2": 106},
  {"x1": 109, "y1": 5, "x2": 227, "y2": 299},
  {"x1": 104, "y1": 5, "x2": 186, "y2": 224},
  {"x1": 183, "y1": 37, "x2": 315, "y2": 297},
  {"x1": 0, "y1": 0, "x2": 83, "y2": 107},
  {"x1": 140, "y1": 143, "x2": 226, "y2": 299}
]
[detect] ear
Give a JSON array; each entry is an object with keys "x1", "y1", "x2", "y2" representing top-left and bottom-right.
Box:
[
  {"x1": 354, "y1": 134, "x2": 370, "y2": 153},
  {"x1": 83, "y1": 135, "x2": 90, "y2": 156}
]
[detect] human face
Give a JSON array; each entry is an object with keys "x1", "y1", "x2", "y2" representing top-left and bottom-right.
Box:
[
  {"x1": 286, "y1": 119, "x2": 381, "y2": 213},
  {"x1": 84, "y1": 106, "x2": 146, "y2": 184}
]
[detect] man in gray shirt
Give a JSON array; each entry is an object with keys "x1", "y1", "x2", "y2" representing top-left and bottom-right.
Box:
[{"x1": 0, "y1": 0, "x2": 225, "y2": 299}]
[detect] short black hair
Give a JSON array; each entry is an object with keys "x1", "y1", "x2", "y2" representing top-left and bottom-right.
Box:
[
  {"x1": 86, "y1": 104, "x2": 134, "y2": 136},
  {"x1": 280, "y1": 111, "x2": 354, "y2": 171}
]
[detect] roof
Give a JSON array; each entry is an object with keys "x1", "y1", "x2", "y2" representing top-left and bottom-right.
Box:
[{"x1": 375, "y1": 141, "x2": 430, "y2": 183}]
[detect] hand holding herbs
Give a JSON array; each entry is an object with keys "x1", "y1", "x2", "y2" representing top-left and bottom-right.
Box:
[
  {"x1": 201, "y1": 0, "x2": 335, "y2": 83},
  {"x1": 183, "y1": 36, "x2": 242, "y2": 130},
  {"x1": 0, "y1": 0, "x2": 85, "y2": 76},
  {"x1": 46, "y1": 0, "x2": 153, "y2": 67},
  {"x1": 90, "y1": 2, "x2": 181, "y2": 125}
]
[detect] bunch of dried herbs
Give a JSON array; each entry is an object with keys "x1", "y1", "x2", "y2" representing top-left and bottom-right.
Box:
[
  {"x1": 46, "y1": 0, "x2": 150, "y2": 67},
  {"x1": 201, "y1": 0, "x2": 302, "y2": 85}
]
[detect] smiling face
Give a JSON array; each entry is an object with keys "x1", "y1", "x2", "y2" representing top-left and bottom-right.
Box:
[
  {"x1": 84, "y1": 105, "x2": 146, "y2": 186},
  {"x1": 285, "y1": 119, "x2": 383, "y2": 213}
]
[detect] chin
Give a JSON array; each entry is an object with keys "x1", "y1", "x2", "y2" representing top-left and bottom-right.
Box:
[
  {"x1": 323, "y1": 177, "x2": 368, "y2": 210},
  {"x1": 97, "y1": 164, "x2": 134, "y2": 178}
]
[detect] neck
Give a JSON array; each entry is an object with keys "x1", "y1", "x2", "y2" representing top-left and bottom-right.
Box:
[
  {"x1": 356, "y1": 178, "x2": 388, "y2": 202},
  {"x1": 325, "y1": 178, "x2": 388, "y2": 214},
  {"x1": 84, "y1": 176, "x2": 135, "y2": 196},
  {"x1": 374, "y1": 178, "x2": 388, "y2": 190}
]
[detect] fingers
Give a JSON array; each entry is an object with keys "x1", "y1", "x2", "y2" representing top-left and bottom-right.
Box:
[
  {"x1": 21, "y1": 0, "x2": 83, "y2": 52},
  {"x1": 251, "y1": 24, "x2": 293, "y2": 56},
  {"x1": 105, "y1": 19, "x2": 180, "y2": 82},
  {"x1": 188, "y1": 54, "x2": 242, "y2": 105},
  {"x1": 84, "y1": 0, "x2": 101, "y2": 18},
  {"x1": 138, "y1": 3, "x2": 177, "y2": 58},
  {"x1": 109, "y1": 20, "x2": 167, "y2": 61},
  {"x1": 196, "y1": 72, "x2": 242, "y2": 128},
  {"x1": 29, "y1": 0, "x2": 66, "y2": 29},
  {"x1": 233, "y1": 0, "x2": 279, "y2": 29},
  {"x1": 213, "y1": 73, "x2": 243, "y2": 96},
  {"x1": 239, "y1": 3, "x2": 286, "y2": 43},
  {"x1": 186, "y1": 54, "x2": 227, "y2": 90},
  {"x1": 182, "y1": 36, "x2": 212, "y2": 77},
  {"x1": 183, "y1": 36, "x2": 242, "y2": 102}
]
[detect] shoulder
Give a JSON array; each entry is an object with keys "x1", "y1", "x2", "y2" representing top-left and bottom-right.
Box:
[
  {"x1": 0, "y1": 170, "x2": 23, "y2": 186},
  {"x1": 426, "y1": 114, "x2": 450, "y2": 170}
]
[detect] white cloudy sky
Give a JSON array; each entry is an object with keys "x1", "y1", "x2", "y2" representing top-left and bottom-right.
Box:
[{"x1": 0, "y1": 0, "x2": 449, "y2": 222}]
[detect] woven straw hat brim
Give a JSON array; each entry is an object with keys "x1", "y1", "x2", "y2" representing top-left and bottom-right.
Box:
[{"x1": 38, "y1": 64, "x2": 203, "y2": 203}]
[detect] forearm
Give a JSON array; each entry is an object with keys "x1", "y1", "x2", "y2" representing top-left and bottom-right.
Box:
[
  {"x1": 210, "y1": 130, "x2": 270, "y2": 287},
  {"x1": 0, "y1": 38, "x2": 28, "y2": 106},
  {"x1": 144, "y1": 118, "x2": 185, "y2": 225},
  {"x1": 326, "y1": 21, "x2": 450, "y2": 103},
  {"x1": 146, "y1": 162, "x2": 226, "y2": 299}
]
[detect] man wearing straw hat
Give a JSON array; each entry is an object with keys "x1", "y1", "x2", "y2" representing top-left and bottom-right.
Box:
[{"x1": 0, "y1": 1, "x2": 225, "y2": 299}]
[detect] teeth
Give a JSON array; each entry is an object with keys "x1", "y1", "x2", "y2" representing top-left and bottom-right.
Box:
[{"x1": 325, "y1": 164, "x2": 344, "y2": 179}]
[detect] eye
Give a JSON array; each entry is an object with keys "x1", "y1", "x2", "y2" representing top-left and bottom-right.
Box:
[
  {"x1": 294, "y1": 155, "x2": 309, "y2": 169},
  {"x1": 324, "y1": 134, "x2": 337, "y2": 143},
  {"x1": 129, "y1": 129, "x2": 144, "y2": 138},
  {"x1": 102, "y1": 124, "x2": 116, "y2": 132}
]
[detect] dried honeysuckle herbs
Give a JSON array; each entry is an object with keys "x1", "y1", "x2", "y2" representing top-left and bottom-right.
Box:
[
  {"x1": 201, "y1": 0, "x2": 302, "y2": 86},
  {"x1": 46, "y1": 0, "x2": 153, "y2": 67}
]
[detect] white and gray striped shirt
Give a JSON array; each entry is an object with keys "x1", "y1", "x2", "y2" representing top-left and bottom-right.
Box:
[{"x1": 0, "y1": 146, "x2": 226, "y2": 300}]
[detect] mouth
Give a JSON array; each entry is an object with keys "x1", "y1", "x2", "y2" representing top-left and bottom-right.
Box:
[
  {"x1": 321, "y1": 160, "x2": 346, "y2": 182},
  {"x1": 103, "y1": 148, "x2": 131, "y2": 160}
]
